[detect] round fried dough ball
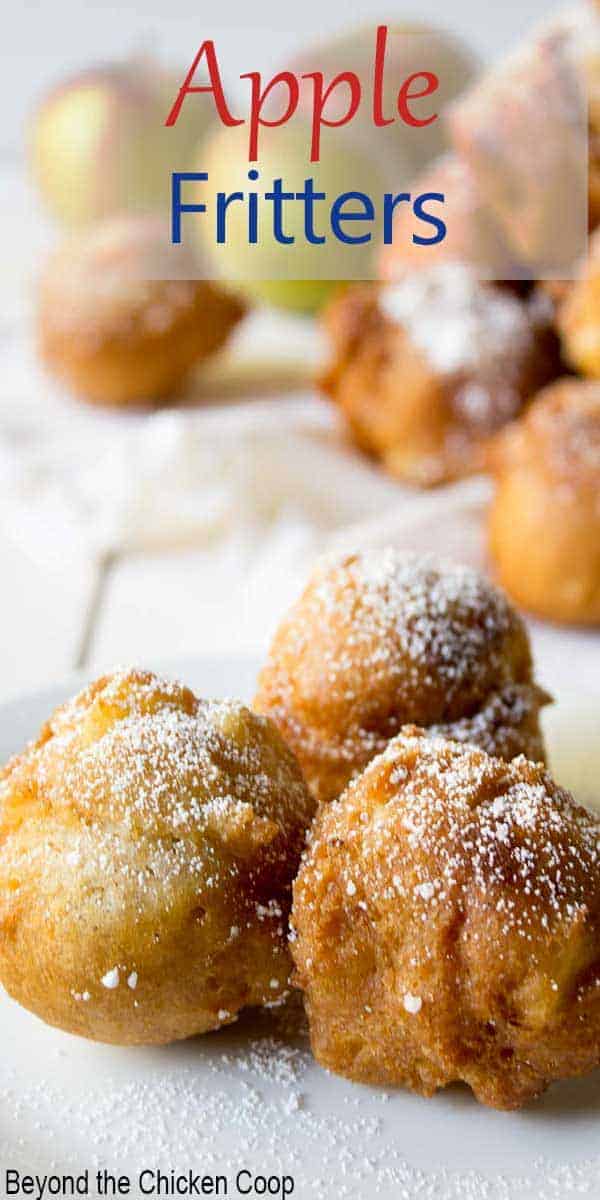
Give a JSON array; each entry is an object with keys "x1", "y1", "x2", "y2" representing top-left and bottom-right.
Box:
[
  {"x1": 291, "y1": 727, "x2": 600, "y2": 1110},
  {"x1": 38, "y1": 214, "x2": 245, "y2": 407},
  {"x1": 488, "y1": 378, "x2": 600, "y2": 625},
  {"x1": 321, "y1": 266, "x2": 559, "y2": 487},
  {"x1": 0, "y1": 669, "x2": 314, "y2": 1045},
  {"x1": 254, "y1": 550, "x2": 550, "y2": 805}
]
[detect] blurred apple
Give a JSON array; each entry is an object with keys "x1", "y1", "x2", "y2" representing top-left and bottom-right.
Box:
[
  {"x1": 193, "y1": 120, "x2": 393, "y2": 314},
  {"x1": 189, "y1": 24, "x2": 477, "y2": 313},
  {"x1": 30, "y1": 58, "x2": 210, "y2": 227},
  {"x1": 233, "y1": 279, "x2": 340, "y2": 314},
  {"x1": 286, "y1": 23, "x2": 479, "y2": 181}
]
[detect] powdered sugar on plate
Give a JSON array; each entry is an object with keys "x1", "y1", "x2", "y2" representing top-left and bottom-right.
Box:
[{"x1": 2, "y1": 994, "x2": 600, "y2": 1200}]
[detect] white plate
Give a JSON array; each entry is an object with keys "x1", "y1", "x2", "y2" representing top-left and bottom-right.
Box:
[{"x1": 1, "y1": 657, "x2": 600, "y2": 1200}]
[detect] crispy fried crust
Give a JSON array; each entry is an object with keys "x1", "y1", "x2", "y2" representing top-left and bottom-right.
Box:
[
  {"x1": 321, "y1": 273, "x2": 559, "y2": 487},
  {"x1": 291, "y1": 728, "x2": 600, "y2": 1110},
  {"x1": 0, "y1": 669, "x2": 314, "y2": 1044},
  {"x1": 255, "y1": 550, "x2": 550, "y2": 804},
  {"x1": 38, "y1": 215, "x2": 245, "y2": 407},
  {"x1": 488, "y1": 378, "x2": 600, "y2": 625}
]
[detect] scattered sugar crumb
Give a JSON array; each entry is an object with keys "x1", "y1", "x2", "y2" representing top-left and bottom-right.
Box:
[{"x1": 403, "y1": 994, "x2": 423, "y2": 1015}]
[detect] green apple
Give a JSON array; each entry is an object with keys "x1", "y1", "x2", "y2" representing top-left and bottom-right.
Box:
[
  {"x1": 30, "y1": 58, "x2": 210, "y2": 227},
  {"x1": 234, "y1": 279, "x2": 339, "y2": 314},
  {"x1": 192, "y1": 120, "x2": 392, "y2": 314}
]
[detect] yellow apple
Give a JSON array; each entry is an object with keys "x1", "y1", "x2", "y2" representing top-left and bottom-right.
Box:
[
  {"x1": 30, "y1": 58, "x2": 210, "y2": 227},
  {"x1": 191, "y1": 120, "x2": 394, "y2": 313}
]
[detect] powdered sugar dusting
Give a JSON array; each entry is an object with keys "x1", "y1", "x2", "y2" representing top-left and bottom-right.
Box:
[
  {"x1": 379, "y1": 265, "x2": 534, "y2": 376},
  {"x1": 336, "y1": 731, "x2": 600, "y2": 946},
  {"x1": 322, "y1": 548, "x2": 513, "y2": 686},
  {"x1": 403, "y1": 993, "x2": 423, "y2": 1015},
  {"x1": 9, "y1": 669, "x2": 312, "y2": 900},
  {"x1": 266, "y1": 548, "x2": 546, "y2": 768},
  {"x1": 101, "y1": 969, "x2": 120, "y2": 991},
  {"x1": 40, "y1": 215, "x2": 204, "y2": 345},
  {"x1": 285, "y1": 550, "x2": 513, "y2": 709},
  {"x1": 257, "y1": 550, "x2": 549, "y2": 807}
]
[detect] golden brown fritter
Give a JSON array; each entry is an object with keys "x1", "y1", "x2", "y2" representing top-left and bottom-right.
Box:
[
  {"x1": 38, "y1": 214, "x2": 245, "y2": 407},
  {"x1": 0, "y1": 669, "x2": 314, "y2": 1045},
  {"x1": 254, "y1": 550, "x2": 550, "y2": 804},
  {"x1": 558, "y1": 228, "x2": 600, "y2": 378},
  {"x1": 291, "y1": 727, "x2": 600, "y2": 1110},
  {"x1": 589, "y1": 129, "x2": 600, "y2": 231},
  {"x1": 488, "y1": 377, "x2": 600, "y2": 625},
  {"x1": 321, "y1": 267, "x2": 559, "y2": 487}
]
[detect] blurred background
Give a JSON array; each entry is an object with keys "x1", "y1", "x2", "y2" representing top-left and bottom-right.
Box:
[
  {"x1": 1, "y1": 0, "x2": 599, "y2": 706},
  {"x1": 1, "y1": 0, "x2": 560, "y2": 155}
]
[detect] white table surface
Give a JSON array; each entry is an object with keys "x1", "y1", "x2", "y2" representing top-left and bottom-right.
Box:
[
  {"x1": 0, "y1": 316, "x2": 325, "y2": 701},
  {"x1": 2, "y1": 369, "x2": 598, "y2": 711}
]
